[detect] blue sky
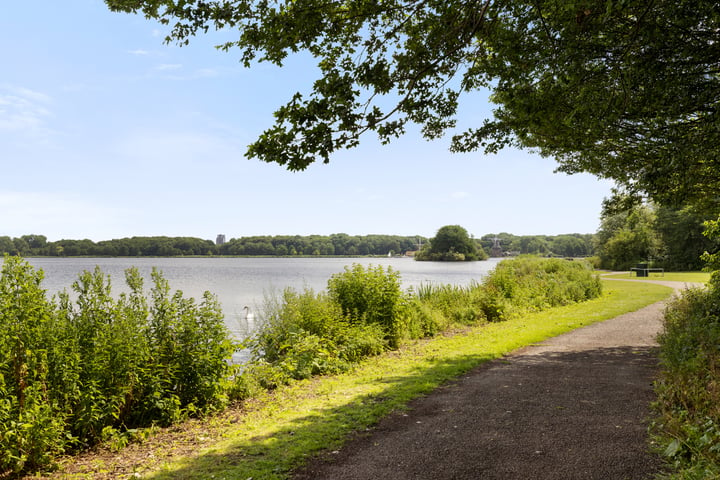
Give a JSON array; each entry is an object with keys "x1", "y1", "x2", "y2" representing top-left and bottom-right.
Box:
[{"x1": 1, "y1": 1, "x2": 613, "y2": 242}]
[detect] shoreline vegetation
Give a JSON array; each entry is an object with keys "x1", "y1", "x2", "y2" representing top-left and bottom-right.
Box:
[
  {"x1": 30, "y1": 277, "x2": 672, "y2": 480},
  {"x1": 2, "y1": 255, "x2": 715, "y2": 479},
  {"x1": 2, "y1": 255, "x2": 601, "y2": 477}
]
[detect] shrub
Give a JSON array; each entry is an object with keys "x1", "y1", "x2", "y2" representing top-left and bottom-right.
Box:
[
  {"x1": 0, "y1": 257, "x2": 236, "y2": 475},
  {"x1": 654, "y1": 286, "x2": 720, "y2": 475},
  {"x1": 246, "y1": 287, "x2": 387, "y2": 385},
  {"x1": 401, "y1": 298, "x2": 448, "y2": 339},
  {"x1": 0, "y1": 256, "x2": 66, "y2": 474},
  {"x1": 327, "y1": 264, "x2": 405, "y2": 346},
  {"x1": 145, "y1": 270, "x2": 235, "y2": 416},
  {"x1": 482, "y1": 257, "x2": 602, "y2": 313}
]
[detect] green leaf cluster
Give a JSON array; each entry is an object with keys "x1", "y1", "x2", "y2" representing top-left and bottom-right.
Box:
[
  {"x1": 106, "y1": 0, "x2": 720, "y2": 207},
  {"x1": 482, "y1": 256, "x2": 602, "y2": 316},
  {"x1": 416, "y1": 225, "x2": 486, "y2": 262},
  {"x1": 596, "y1": 201, "x2": 719, "y2": 271},
  {"x1": 0, "y1": 256, "x2": 235, "y2": 475},
  {"x1": 244, "y1": 287, "x2": 388, "y2": 389},
  {"x1": 328, "y1": 264, "x2": 405, "y2": 344}
]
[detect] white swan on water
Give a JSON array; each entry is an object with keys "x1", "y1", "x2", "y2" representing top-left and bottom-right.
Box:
[{"x1": 243, "y1": 305, "x2": 255, "y2": 328}]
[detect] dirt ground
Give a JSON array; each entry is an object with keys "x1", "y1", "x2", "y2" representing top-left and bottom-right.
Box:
[{"x1": 292, "y1": 280, "x2": 695, "y2": 480}]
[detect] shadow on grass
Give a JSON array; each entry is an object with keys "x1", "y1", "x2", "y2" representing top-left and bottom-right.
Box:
[{"x1": 145, "y1": 352, "x2": 497, "y2": 480}]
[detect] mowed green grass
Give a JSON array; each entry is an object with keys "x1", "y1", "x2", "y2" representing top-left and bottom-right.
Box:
[
  {"x1": 602, "y1": 271, "x2": 711, "y2": 283},
  {"x1": 57, "y1": 279, "x2": 674, "y2": 480}
]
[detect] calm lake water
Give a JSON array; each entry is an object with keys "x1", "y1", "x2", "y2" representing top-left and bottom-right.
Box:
[{"x1": 26, "y1": 256, "x2": 503, "y2": 338}]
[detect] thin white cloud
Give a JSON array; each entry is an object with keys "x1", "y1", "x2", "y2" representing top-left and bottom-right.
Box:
[
  {"x1": 128, "y1": 49, "x2": 151, "y2": 56},
  {"x1": 10, "y1": 86, "x2": 51, "y2": 104},
  {"x1": 156, "y1": 63, "x2": 183, "y2": 71},
  {"x1": 0, "y1": 85, "x2": 53, "y2": 135},
  {"x1": 194, "y1": 68, "x2": 220, "y2": 78}
]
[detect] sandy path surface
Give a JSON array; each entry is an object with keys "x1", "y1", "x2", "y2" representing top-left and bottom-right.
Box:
[{"x1": 293, "y1": 280, "x2": 699, "y2": 480}]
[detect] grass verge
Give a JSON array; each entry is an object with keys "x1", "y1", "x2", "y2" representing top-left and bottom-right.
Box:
[
  {"x1": 43, "y1": 279, "x2": 673, "y2": 480},
  {"x1": 602, "y1": 272, "x2": 711, "y2": 283}
]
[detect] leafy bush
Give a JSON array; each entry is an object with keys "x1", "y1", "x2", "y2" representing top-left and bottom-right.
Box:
[
  {"x1": 327, "y1": 264, "x2": 405, "y2": 346},
  {"x1": 0, "y1": 256, "x2": 236, "y2": 475},
  {"x1": 482, "y1": 257, "x2": 601, "y2": 314},
  {"x1": 0, "y1": 256, "x2": 66, "y2": 474},
  {"x1": 245, "y1": 287, "x2": 387, "y2": 386},
  {"x1": 654, "y1": 286, "x2": 720, "y2": 476}
]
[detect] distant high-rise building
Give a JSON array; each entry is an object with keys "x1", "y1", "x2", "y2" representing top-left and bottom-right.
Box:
[{"x1": 216, "y1": 234, "x2": 226, "y2": 245}]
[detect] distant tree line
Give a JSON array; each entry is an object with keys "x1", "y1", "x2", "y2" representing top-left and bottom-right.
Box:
[
  {"x1": 0, "y1": 234, "x2": 424, "y2": 257},
  {"x1": 478, "y1": 233, "x2": 596, "y2": 258},
  {"x1": 0, "y1": 235, "x2": 218, "y2": 257},
  {"x1": 217, "y1": 233, "x2": 420, "y2": 256},
  {"x1": 1, "y1": 232, "x2": 598, "y2": 258}
]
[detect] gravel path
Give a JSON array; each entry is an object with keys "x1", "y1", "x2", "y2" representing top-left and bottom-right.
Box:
[{"x1": 293, "y1": 280, "x2": 698, "y2": 480}]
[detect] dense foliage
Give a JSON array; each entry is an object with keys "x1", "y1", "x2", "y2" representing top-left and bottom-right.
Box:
[
  {"x1": 218, "y1": 233, "x2": 420, "y2": 256},
  {"x1": 654, "y1": 283, "x2": 720, "y2": 478},
  {"x1": 0, "y1": 234, "x2": 423, "y2": 257},
  {"x1": 107, "y1": 0, "x2": 720, "y2": 207},
  {"x1": 238, "y1": 258, "x2": 601, "y2": 394},
  {"x1": 595, "y1": 202, "x2": 719, "y2": 271},
  {"x1": 328, "y1": 264, "x2": 405, "y2": 345},
  {"x1": 478, "y1": 233, "x2": 595, "y2": 258},
  {"x1": 1, "y1": 232, "x2": 600, "y2": 258},
  {"x1": 415, "y1": 225, "x2": 486, "y2": 261},
  {"x1": 483, "y1": 257, "x2": 602, "y2": 314},
  {"x1": 652, "y1": 219, "x2": 720, "y2": 477},
  {"x1": 0, "y1": 256, "x2": 235, "y2": 475}
]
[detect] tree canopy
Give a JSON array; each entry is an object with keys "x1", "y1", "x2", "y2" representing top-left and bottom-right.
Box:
[
  {"x1": 106, "y1": 0, "x2": 720, "y2": 207},
  {"x1": 416, "y1": 225, "x2": 485, "y2": 261},
  {"x1": 594, "y1": 201, "x2": 720, "y2": 271}
]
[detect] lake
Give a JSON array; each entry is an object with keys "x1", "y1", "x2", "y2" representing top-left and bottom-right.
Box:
[{"x1": 25, "y1": 256, "x2": 503, "y2": 338}]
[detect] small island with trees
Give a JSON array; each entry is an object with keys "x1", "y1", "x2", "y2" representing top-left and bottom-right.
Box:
[{"x1": 415, "y1": 225, "x2": 487, "y2": 261}]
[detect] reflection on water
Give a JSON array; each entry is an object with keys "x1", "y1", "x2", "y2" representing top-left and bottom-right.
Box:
[{"x1": 26, "y1": 256, "x2": 502, "y2": 339}]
